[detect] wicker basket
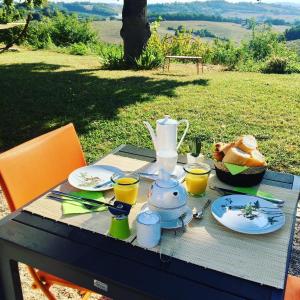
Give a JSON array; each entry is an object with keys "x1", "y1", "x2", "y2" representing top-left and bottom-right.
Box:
[{"x1": 214, "y1": 161, "x2": 266, "y2": 187}]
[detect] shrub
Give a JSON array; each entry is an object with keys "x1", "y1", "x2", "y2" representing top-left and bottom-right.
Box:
[
  {"x1": 101, "y1": 44, "x2": 125, "y2": 69},
  {"x1": 189, "y1": 38, "x2": 212, "y2": 62},
  {"x1": 69, "y1": 42, "x2": 90, "y2": 55},
  {"x1": 210, "y1": 39, "x2": 241, "y2": 68},
  {"x1": 261, "y1": 53, "x2": 300, "y2": 74},
  {"x1": 235, "y1": 58, "x2": 262, "y2": 72},
  {"x1": 163, "y1": 32, "x2": 194, "y2": 57},
  {"x1": 241, "y1": 26, "x2": 284, "y2": 61},
  {"x1": 135, "y1": 22, "x2": 164, "y2": 70},
  {"x1": 26, "y1": 19, "x2": 53, "y2": 49},
  {"x1": 233, "y1": 26, "x2": 300, "y2": 73},
  {"x1": 136, "y1": 46, "x2": 163, "y2": 70},
  {"x1": 161, "y1": 30, "x2": 211, "y2": 62},
  {"x1": 287, "y1": 61, "x2": 300, "y2": 73},
  {"x1": 25, "y1": 12, "x2": 97, "y2": 49},
  {"x1": 50, "y1": 12, "x2": 97, "y2": 46},
  {"x1": 100, "y1": 18, "x2": 165, "y2": 70},
  {"x1": 261, "y1": 56, "x2": 289, "y2": 74},
  {"x1": 98, "y1": 18, "x2": 300, "y2": 73}
]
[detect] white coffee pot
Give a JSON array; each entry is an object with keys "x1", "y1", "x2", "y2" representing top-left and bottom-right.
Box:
[{"x1": 143, "y1": 115, "x2": 189, "y2": 152}]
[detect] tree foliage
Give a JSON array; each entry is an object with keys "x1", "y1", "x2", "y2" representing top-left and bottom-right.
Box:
[
  {"x1": 149, "y1": 13, "x2": 242, "y2": 24},
  {"x1": 0, "y1": 0, "x2": 47, "y2": 52},
  {"x1": 25, "y1": 12, "x2": 97, "y2": 48},
  {"x1": 285, "y1": 25, "x2": 300, "y2": 41}
]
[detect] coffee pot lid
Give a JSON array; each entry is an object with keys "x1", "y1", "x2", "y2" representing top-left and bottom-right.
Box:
[{"x1": 157, "y1": 115, "x2": 178, "y2": 125}]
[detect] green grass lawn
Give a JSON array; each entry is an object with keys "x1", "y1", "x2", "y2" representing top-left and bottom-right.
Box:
[{"x1": 0, "y1": 50, "x2": 299, "y2": 174}]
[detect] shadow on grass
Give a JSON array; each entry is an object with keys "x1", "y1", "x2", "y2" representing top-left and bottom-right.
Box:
[
  {"x1": 154, "y1": 73, "x2": 191, "y2": 77},
  {"x1": 0, "y1": 63, "x2": 209, "y2": 151}
]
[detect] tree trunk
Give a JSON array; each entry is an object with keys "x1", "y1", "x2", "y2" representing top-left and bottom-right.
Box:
[{"x1": 120, "y1": 0, "x2": 151, "y2": 66}]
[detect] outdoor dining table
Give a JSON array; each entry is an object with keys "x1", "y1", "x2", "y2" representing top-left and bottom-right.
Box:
[{"x1": 0, "y1": 144, "x2": 299, "y2": 300}]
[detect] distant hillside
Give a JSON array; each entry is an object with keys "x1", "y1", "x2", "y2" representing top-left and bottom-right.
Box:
[
  {"x1": 47, "y1": 1, "x2": 300, "y2": 23},
  {"x1": 148, "y1": 1, "x2": 300, "y2": 15},
  {"x1": 148, "y1": 1, "x2": 300, "y2": 22},
  {"x1": 50, "y1": 2, "x2": 121, "y2": 19}
]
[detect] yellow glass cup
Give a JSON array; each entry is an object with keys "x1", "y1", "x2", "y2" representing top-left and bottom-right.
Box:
[
  {"x1": 111, "y1": 172, "x2": 140, "y2": 205},
  {"x1": 184, "y1": 163, "x2": 211, "y2": 197}
]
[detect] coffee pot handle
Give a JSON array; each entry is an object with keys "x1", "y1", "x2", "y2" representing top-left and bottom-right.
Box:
[{"x1": 177, "y1": 119, "x2": 189, "y2": 150}]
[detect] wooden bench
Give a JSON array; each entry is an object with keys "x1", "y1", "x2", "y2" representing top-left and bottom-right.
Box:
[{"x1": 163, "y1": 55, "x2": 203, "y2": 74}]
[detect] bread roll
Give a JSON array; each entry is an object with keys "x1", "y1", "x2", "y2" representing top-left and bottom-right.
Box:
[
  {"x1": 213, "y1": 151, "x2": 224, "y2": 161},
  {"x1": 213, "y1": 142, "x2": 235, "y2": 161},
  {"x1": 215, "y1": 142, "x2": 225, "y2": 152},
  {"x1": 223, "y1": 147, "x2": 250, "y2": 166},
  {"x1": 213, "y1": 143, "x2": 225, "y2": 161},
  {"x1": 247, "y1": 149, "x2": 266, "y2": 167},
  {"x1": 235, "y1": 135, "x2": 257, "y2": 154}
]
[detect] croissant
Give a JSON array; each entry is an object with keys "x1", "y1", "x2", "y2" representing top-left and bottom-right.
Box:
[
  {"x1": 223, "y1": 147, "x2": 251, "y2": 166},
  {"x1": 247, "y1": 149, "x2": 266, "y2": 167},
  {"x1": 235, "y1": 135, "x2": 257, "y2": 154}
]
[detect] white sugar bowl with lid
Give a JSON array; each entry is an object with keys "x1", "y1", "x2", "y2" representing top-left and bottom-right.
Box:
[{"x1": 148, "y1": 169, "x2": 188, "y2": 222}]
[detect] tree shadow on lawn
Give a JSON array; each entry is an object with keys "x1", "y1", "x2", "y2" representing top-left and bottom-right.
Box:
[
  {"x1": 0, "y1": 62, "x2": 209, "y2": 151},
  {"x1": 154, "y1": 73, "x2": 191, "y2": 77}
]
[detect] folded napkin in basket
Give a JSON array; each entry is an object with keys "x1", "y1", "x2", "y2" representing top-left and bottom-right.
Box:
[{"x1": 224, "y1": 162, "x2": 249, "y2": 175}]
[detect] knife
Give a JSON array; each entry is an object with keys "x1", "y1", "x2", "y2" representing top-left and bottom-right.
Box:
[
  {"x1": 210, "y1": 186, "x2": 285, "y2": 206},
  {"x1": 51, "y1": 190, "x2": 106, "y2": 205},
  {"x1": 48, "y1": 191, "x2": 129, "y2": 214},
  {"x1": 50, "y1": 191, "x2": 128, "y2": 212},
  {"x1": 48, "y1": 194, "x2": 129, "y2": 214}
]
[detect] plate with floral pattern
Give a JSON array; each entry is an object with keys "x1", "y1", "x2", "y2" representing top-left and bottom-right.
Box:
[
  {"x1": 211, "y1": 195, "x2": 285, "y2": 234},
  {"x1": 68, "y1": 165, "x2": 122, "y2": 191}
]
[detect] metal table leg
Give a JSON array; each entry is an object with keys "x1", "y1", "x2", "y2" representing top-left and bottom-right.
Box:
[{"x1": 0, "y1": 247, "x2": 23, "y2": 300}]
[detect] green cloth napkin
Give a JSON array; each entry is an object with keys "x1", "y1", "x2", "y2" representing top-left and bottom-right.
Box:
[
  {"x1": 62, "y1": 190, "x2": 108, "y2": 215},
  {"x1": 224, "y1": 162, "x2": 249, "y2": 175},
  {"x1": 234, "y1": 186, "x2": 273, "y2": 199}
]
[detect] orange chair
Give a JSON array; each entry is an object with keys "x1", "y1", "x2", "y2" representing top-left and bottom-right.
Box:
[
  {"x1": 285, "y1": 275, "x2": 300, "y2": 300},
  {"x1": 0, "y1": 124, "x2": 94, "y2": 300}
]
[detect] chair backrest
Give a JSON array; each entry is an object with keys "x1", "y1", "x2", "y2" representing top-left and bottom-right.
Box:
[{"x1": 0, "y1": 123, "x2": 86, "y2": 211}]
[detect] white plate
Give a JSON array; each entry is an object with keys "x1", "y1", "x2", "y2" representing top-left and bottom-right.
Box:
[
  {"x1": 141, "y1": 203, "x2": 193, "y2": 229},
  {"x1": 68, "y1": 165, "x2": 122, "y2": 191},
  {"x1": 140, "y1": 163, "x2": 185, "y2": 182},
  {"x1": 211, "y1": 195, "x2": 285, "y2": 235}
]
